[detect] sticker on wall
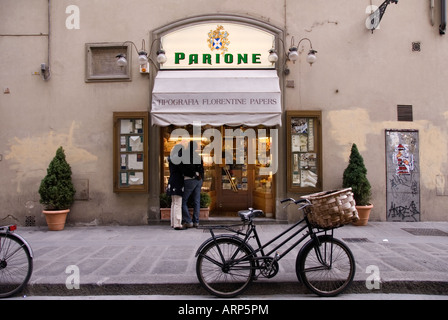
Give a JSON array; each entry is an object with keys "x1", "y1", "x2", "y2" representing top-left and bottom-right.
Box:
[{"x1": 393, "y1": 143, "x2": 414, "y2": 175}]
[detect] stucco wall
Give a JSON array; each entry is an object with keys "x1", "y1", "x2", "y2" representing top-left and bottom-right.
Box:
[{"x1": 1, "y1": 0, "x2": 447, "y2": 225}]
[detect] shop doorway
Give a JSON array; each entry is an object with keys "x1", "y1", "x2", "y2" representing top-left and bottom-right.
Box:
[{"x1": 162, "y1": 125, "x2": 275, "y2": 217}]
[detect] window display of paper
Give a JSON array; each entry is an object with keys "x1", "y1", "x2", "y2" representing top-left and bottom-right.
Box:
[
  {"x1": 128, "y1": 172, "x2": 144, "y2": 185},
  {"x1": 128, "y1": 154, "x2": 143, "y2": 170},
  {"x1": 301, "y1": 170, "x2": 317, "y2": 187},
  {"x1": 120, "y1": 172, "x2": 128, "y2": 185},
  {"x1": 121, "y1": 154, "x2": 127, "y2": 169},
  {"x1": 129, "y1": 136, "x2": 143, "y2": 151},
  {"x1": 120, "y1": 119, "x2": 133, "y2": 134},
  {"x1": 114, "y1": 113, "x2": 148, "y2": 192},
  {"x1": 120, "y1": 136, "x2": 127, "y2": 152},
  {"x1": 135, "y1": 119, "x2": 143, "y2": 133}
]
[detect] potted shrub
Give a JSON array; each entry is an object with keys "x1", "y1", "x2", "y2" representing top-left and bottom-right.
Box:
[
  {"x1": 189, "y1": 192, "x2": 211, "y2": 209},
  {"x1": 342, "y1": 143, "x2": 373, "y2": 226},
  {"x1": 188, "y1": 192, "x2": 211, "y2": 220},
  {"x1": 38, "y1": 147, "x2": 76, "y2": 231},
  {"x1": 159, "y1": 193, "x2": 172, "y2": 220}
]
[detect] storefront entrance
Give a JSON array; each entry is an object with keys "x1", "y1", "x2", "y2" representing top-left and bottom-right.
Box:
[
  {"x1": 162, "y1": 125, "x2": 275, "y2": 217},
  {"x1": 150, "y1": 20, "x2": 283, "y2": 220}
]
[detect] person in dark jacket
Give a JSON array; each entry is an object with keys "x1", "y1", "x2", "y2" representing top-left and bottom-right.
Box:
[
  {"x1": 181, "y1": 141, "x2": 204, "y2": 228},
  {"x1": 167, "y1": 145, "x2": 185, "y2": 230}
]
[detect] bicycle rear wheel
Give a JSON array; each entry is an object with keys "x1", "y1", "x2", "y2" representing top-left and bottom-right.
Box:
[
  {"x1": 196, "y1": 237, "x2": 255, "y2": 298},
  {"x1": 296, "y1": 235, "x2": 355, "y2": 297},
  {"x1": 0, "y1": 233, "x2": 33, "y2": 298}
]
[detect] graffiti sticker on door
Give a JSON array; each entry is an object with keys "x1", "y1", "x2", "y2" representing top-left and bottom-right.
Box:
[{"x1": 393, "y1": 143, "x2": 414, "y2": 175}]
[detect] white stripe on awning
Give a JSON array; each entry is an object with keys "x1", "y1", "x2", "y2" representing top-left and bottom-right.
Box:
[{"x1": 151, "y1": 70, "x2": 281, "y2": 126}]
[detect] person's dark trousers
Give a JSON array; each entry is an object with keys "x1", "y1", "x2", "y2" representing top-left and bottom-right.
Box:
[{"x1": 182, "y1": 178, "x2": 202, "y2": 225}]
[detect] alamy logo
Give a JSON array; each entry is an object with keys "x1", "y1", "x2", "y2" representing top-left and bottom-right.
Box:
[
  {"x1": 65, "y1": 265, "x2": 80, "y2": 289},
  {"x1": 65, "y1": 5, "x2": 80, "y2": 30},
  {"x1": 365, "y1": 265, "x2": 381, "y2": 290},
  {"x1": 169, "y1": 122, "x2": 278, "y2": 175}
]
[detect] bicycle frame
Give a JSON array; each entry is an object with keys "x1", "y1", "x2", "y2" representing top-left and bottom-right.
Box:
[
  {"x1": 200, "y1": 213, "x2": 333, "y2": 273},
  {"x1": 196, "y1": 198, "x2": 356, "y2": 298}
]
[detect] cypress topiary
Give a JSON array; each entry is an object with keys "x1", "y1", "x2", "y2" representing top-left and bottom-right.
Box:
[
  {"x1": 39, "y1": 147, "x2": 76, "y2": 210},
  {"x1": 342, "y1": 143, "x2": 372, "y2": 206}
]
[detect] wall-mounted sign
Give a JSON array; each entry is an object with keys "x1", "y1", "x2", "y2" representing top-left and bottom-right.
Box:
[{"x1": 160, "y1": 23, "x2": 275, "y2": 69}]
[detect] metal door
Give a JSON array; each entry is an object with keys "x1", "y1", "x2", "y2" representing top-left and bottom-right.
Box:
[{"x1": 385, "y1": 130, "x2": 420, "y2": 221}]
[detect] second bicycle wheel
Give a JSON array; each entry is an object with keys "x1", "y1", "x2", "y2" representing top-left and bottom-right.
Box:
[
  {"x1": 0, "y1": 233, "x2": 33, "y2": 298},
  {"x1": 296, "y1": 235, "x2": 355, "y2": 297},
  {"x1": 196, "y1": 237, "x2": 255, "y2": 298}
]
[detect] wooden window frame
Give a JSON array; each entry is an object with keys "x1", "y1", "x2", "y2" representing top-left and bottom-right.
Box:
[
  {"x1": 286, "y1": 111, "x2": 322, "y2": 193},
  {"x1": 113, "y1": 112, "x2": 149, "y2": 193}
]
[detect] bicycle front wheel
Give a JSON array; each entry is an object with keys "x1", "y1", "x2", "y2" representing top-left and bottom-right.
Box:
[
  {"x1": 297, "y1": 236, "x2": 355, "y2": 297},
  {"x1": 0, "y1": 233, "x2": 33, "y2": 298},
  {"x1": 196, "y1": 237, "x2": 255, "y2": 298}
]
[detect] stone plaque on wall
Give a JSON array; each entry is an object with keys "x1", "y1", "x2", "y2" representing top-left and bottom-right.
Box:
[{"x1": 85, "y1": 43, "x2": 131, "y2": 82}]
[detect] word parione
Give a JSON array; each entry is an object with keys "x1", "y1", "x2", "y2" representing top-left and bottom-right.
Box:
[
  {"x1": 170, "y1": 122, "x2": 278, "y2": 175},
  {"x1": 174, "y1": 52, "x2": 262, "y2": 66}
]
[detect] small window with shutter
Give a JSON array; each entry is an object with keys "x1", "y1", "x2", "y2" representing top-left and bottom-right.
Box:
[{"x1": 397, "y1": 105, "x2": 413, "y2": 122}]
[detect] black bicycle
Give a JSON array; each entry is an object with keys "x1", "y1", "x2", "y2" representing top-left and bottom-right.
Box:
[
  {"x1": 195, "y1": 198, "x2": 356, "y2": 298},
  {"x1": 0, "y1": 225, "x2": 33, "y2": 298}
]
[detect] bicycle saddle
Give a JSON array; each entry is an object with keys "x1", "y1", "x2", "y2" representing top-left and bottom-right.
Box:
[{"x1": 238, "y1": 208, "x2": 264, "y2": 221}]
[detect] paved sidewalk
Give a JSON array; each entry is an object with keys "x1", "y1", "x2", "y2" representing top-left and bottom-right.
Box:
[{"x1": 15, "y1": 221, "x2": 448, "y2": 297}]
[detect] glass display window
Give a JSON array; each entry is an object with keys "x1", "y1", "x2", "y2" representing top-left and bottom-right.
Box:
[
  {"x1": 286, "y1": 111, "x2": 322, "y2": 193},
  {"x1": 161, "y1": 124, "x2": 276, "y2": 216},
  {"x1": 113, "y1": 112, "x2": 149, "y2": 193}
]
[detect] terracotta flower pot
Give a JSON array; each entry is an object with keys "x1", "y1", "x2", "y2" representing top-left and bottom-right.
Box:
[
  {"x1": 43, "y1": 209, "x2": 70, "y2": 231},
  {"x1": 352, "y1": 204, "x2": 373, "y2": 226},
  {"x1": 160, "y1": 207, "x2": 210, "y2": 220}
]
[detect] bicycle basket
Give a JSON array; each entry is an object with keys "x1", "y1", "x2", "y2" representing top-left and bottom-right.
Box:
[{"x1": 301, "y1": 188, "x2": 359, "y2": 228}]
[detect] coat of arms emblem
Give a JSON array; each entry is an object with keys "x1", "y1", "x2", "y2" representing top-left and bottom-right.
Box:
[{"x1": 207, "y1": 25, "x2": 230, "y2": 54}]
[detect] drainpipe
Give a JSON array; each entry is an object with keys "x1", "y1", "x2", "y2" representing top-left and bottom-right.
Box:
[
  {"x1": 41, "y1": 0, "x2": 51, "y2": 80},
  {"x1": 440, "y1": 0, "x2": 446, "y2": 35}
]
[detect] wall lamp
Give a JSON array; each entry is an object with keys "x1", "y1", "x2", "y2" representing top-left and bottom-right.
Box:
[
  {"x1": 115, "y1": 40, "x2": 148, "y2": 67},
  {"x1": 156, "y1": 49, "x2": 167, "y2": 64},
  {"x1": 268, "y1": 49, "x2": 278, "y2": 63},
  {"x1": 269, "y1": 36, "x2": 318, "y2": 74},
  {"x1": 288, "y1": 37, "x2": 317, "y2": 66},
  {"x1": 115, "y1": 39, "x2": 167, "y2": 69}
]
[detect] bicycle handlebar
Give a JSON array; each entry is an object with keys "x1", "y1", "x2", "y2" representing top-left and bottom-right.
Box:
[
  {"x1": 280, "y1": 198, "x2": 312, "y2": 212},
  {"x1": 280, "y1": 198, "x2": 310, "y2": 205}
]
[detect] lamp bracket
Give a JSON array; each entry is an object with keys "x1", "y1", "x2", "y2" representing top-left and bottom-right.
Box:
[{"x1": 366, "y1": 0, "x2": 398, "y2": 33}]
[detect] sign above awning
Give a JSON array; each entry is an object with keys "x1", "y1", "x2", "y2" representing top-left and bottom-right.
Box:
[
  {"x1": 151, "y1": 70, "x2": 282, "y2": 127},
  {"x1": 160, "y1": 23, "x2": 275, "y2": 70}
]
